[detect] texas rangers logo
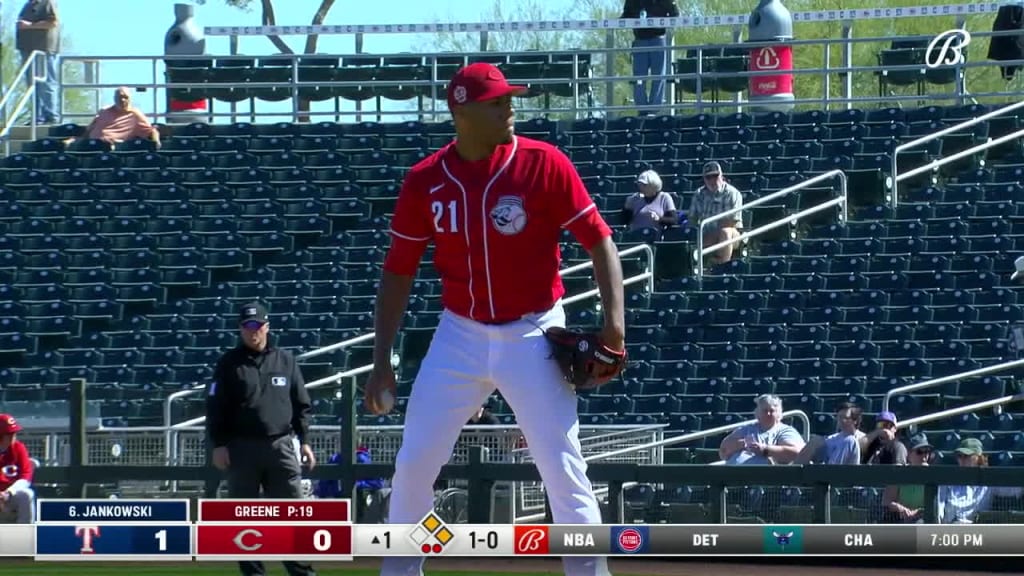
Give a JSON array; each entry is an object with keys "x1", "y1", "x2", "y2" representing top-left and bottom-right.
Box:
[{"x1": 490, "y1": 196, "x2": 527, "y2": 235}]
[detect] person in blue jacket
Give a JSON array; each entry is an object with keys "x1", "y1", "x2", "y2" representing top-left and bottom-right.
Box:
[{"x1": 315, "y1": 446, "x2": 385, "y2": 498}]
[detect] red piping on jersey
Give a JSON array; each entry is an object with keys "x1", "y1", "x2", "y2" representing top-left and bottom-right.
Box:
[
  {"x1": 479, "y1": 136, "x2": 518, "y2": 319},
  {"x1": 438, "y1": 136, "x2": 519, "y2": 320},
  {"x1": 439, "y1": 158, "x2": 475, "y2": 318}
]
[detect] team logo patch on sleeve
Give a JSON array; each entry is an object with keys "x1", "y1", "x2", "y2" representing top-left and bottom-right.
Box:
[
  {"x1": 271, "y1": 377, "x2": 288, "y2": 387},
  {"x1": 490, "y1": 196, "x2": 527, "y2": 235}
]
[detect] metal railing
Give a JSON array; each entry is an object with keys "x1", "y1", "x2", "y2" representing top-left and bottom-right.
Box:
[
  {"x1": 882, "y1": 357, "x2": 1024, "y2": 414},
  {"x1": 696, "y1": 169, "x2": 848, "y2": 276},
  {"x1": 0, "y1": 50, "x2": 49, "y2": 154},
  {"x1": 50, "y1": 26, "x2": 1024, "y2": 126},
  {"x1": 162, "y1": 243, "x2": 655, "y2": 432},
  {"x1": 890, "y1": 99, "x2": 1024, "y2": 208},
  {"x1": 516, "y1": 409, "x2": 811, "y2": 523},
  {"x1": 897, "y1": 393, "x2": 1024, "y2": 432}
]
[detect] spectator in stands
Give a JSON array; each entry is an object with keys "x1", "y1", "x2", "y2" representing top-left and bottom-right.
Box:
[
  {"x1": 65, "y1": 87, "x2": 161, "y2": 149},
  {"x1": 16, "y1": 0, "x2": 61, "y2": 124},
  {"x1": 793, "y1": 402, "x2": 863, "y2": 465},
  {"x1": 0, "y1": 414, "x2": 34, "y2": 524},
  {"x1": 621, "y1": 170, "x2": 678, "y2": 232},
  {"x1": 620, "y1": 0, "x2": 680, "y2": 113},
  {"x1": 315, "y1": 447, "x2": 386, "y2": 498},
  {"x1": 937, "y1": 437, "x2": 1024, "y2": 523},
  {"x1": 719, "y1": 394, "x2": 805, "y2": 465},
  {"x1": 881, "y1": 432, "x2": 933, "y2": 524},
  {"x1": 688, "y1": 161, "x2": 743, "y2": 265},
  {"x1": 467, "y1": 404, "x2": 499, "y2": 426},
  {"x1": 860, "y1": 411, "x2": 908, "y2": 465}
]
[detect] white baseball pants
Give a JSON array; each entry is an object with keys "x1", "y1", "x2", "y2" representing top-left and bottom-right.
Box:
[
  {"x1": 380, "y1": 304, "x2": 611, "y2": 576},
  {"x1": 0, "y1": 487, "x2": 34, "y2": 523}
]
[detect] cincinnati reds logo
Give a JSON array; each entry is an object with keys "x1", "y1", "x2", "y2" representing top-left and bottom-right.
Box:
[
  {"x1": 453, "y1": 85, "x2": 468, "y2": 104},
  {"x1": 1, "y1": 465, "x2": 17, "y2": 478},
  {"x1": 233, "y1": 529, "x2": 263, "y2": 551},
  {"x1": 516, "y1": 528, "x2": 546, "y2": 552},
  {"x1": 490, "y1": 196, "x2": 527, "y2": 235}
]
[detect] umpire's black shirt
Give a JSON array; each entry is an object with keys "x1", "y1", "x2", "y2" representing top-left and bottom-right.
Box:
[{"x1": 206, "y1": 342, "x2": 312, "y2": 448}]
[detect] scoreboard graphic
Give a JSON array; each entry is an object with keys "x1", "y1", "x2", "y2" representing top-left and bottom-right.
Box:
[
  {"x1": 33, "y1": 498, "x2": 193, "y2": 561},
  {"x1": 8, "y1": 499, "x2": 1024, "y2": 560}
]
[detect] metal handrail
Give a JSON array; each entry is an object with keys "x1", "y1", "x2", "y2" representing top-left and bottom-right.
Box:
[
  {"x1": 0, "y1": 50, "x2": 49, "y2": 152},
  {"x1": 584, "y1": 409, "x2": 812, "y2": 463},
  {"x1": 897, "y1": 394, "x2": 1024, "y2": 432},
  {"x1": 696, "y1": 170, "x2": 848, "y2": 276},
  {"x1": 882, "y1": 358, "x2": 1024, "y2": 414},
  {"x1": 890, "y1": 99, "x2": 1024, "y2": 208},
  {"x1": 162, "y1": 244, "x2": 656, "y2": 432}
]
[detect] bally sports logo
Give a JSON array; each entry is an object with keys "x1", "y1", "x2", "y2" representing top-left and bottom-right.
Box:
[{"x1": 513, "y1": 526, "x2": 549, "y2": 555}]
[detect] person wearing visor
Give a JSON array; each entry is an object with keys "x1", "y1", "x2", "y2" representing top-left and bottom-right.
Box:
[{"x1": 206, "y1": 302, "x2": 317, "y2": 576}]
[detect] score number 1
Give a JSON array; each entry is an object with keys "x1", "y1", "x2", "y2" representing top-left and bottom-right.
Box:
[{"x1": 155, "y1": 530, "x2": 167, "y2": 551}]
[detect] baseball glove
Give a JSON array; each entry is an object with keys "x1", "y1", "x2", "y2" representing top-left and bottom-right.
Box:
[{"x1": 543, "y1": 327, "x2": 628, "y2": 390}]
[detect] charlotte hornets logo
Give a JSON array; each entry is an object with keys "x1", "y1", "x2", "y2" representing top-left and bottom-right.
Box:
[{"x1": 490, "y1": 196, "x2": 527, "y2": 235}]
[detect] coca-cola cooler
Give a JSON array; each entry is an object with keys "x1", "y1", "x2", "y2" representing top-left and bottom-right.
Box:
[
  {"x1": 747, "y1": 0, "x2": 795, "y2": 111},
  {"x1": 165, "y1": 3, "x2": 209, "y2": 124}
]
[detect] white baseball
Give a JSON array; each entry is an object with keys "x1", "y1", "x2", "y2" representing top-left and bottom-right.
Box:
[{"x1": 378, "y1": 389, "x2": 395, "y2": 412}]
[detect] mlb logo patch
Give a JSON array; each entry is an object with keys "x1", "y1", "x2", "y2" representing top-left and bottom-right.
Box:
[
  {"x1": 271, "y1": 377, "x2": 288, "y2": 387},
  {"x1": 610, "y1": 525, "x2": 649, "y2": 554}
]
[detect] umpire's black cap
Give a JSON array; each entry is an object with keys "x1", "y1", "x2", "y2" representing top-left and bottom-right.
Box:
[{"x1": 238, "y1": 302, "x2": 269, "y2": 324}]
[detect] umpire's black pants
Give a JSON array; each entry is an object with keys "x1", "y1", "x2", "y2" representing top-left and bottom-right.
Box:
[{"x1": 227, "y1": 435, "x2": 316, "y2": 576}]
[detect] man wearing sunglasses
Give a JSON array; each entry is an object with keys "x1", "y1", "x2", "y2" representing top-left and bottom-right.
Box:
[{"x1": 206, "y1": 302, "x2": 318, "y2": 576}]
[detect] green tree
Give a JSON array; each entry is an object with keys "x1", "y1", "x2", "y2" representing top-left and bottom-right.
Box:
[
  {"x1": 196, "y1": 0, "x2": 338, "y2": 118},
  {"x1": 424, "y1": 0, "x2": 1012, "y2": 115},
  {"x1": 2, "y1": 32, "x2": 94, "y2": 121}
]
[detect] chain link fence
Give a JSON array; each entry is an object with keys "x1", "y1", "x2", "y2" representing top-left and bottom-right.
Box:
[{"x1": 19, "y1": 423, "x2": 665, "y2": 518}]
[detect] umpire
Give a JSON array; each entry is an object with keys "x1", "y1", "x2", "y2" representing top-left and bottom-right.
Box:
[{"x1": 206, "y1": 302, "x2": 318, "y2": 576}]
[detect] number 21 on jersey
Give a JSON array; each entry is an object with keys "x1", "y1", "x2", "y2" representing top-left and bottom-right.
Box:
[{"x1": 432, "y1": 200, "x2": 458, "y2": 233}]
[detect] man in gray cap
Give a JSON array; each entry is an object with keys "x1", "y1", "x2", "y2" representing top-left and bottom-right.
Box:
[
  {"x1": 206, "y1": 302, "x2": 318, "y2": 576},
  {"x1": 688, "y1": 161, "x2": 744, "y2": 265}
]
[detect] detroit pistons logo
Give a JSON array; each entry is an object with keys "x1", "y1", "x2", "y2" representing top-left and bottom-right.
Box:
[
  {"x1": 1, "y1": 465, "x2": 18, "y2": 478},
  {"x1": 490, "y1": 196, "x2": 527, "y2": 235}
]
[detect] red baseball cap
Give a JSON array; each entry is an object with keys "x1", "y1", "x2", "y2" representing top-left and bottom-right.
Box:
[
  {"x1": 447, "y1": 63, "x2": 527, "y2": 110},
  {"x1": 0, "y1": 414, "x2": 22, "y2": 435}
]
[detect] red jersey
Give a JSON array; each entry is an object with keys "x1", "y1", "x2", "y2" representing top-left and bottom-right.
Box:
[
  {"x1": 384, "y1": 135, "x2": 612, "y2": 323},
  {"x1": 0, "y1": 440, "x2": 33, "y2": 492}
]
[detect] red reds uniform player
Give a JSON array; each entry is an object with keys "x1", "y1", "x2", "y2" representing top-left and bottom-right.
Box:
[
  {"x1": 0, "y1": 414, "x2": 35, "y2": 523},
  {"x1": 365, "y1": 63, "x2": 625, "y2": 576}
]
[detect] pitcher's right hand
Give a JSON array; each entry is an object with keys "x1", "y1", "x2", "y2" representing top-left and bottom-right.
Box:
[{"x1": 365, "y1": 364, "x2": 397, "y2": 415}]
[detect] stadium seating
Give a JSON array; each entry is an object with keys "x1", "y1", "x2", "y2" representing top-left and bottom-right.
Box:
[{"x1": 2, "y1": 105, "x2": 1023, "y2": 489}]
